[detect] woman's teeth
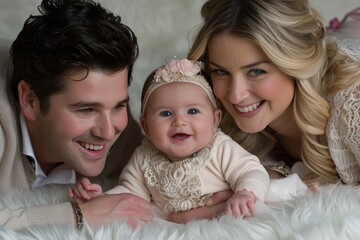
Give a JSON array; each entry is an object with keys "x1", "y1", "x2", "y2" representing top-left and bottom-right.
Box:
[{"x1": 237, "y1": 102, "x2": 262, "y2": 113}]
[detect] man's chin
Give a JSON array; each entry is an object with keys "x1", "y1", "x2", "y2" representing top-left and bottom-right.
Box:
[{"x1": 80, "y1": 162, "x2": 106, "y2": 177}]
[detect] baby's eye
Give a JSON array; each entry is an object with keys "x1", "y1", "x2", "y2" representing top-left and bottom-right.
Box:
[
  {"x1": 211, "y1": 68, "x2": 228, "y2": 76},
  {"x1": 188, "y1": 108, "x2": 199, "y2": 115},
  {"x1": 160, "y1": 111, "x2": 172, "y2": 117}
]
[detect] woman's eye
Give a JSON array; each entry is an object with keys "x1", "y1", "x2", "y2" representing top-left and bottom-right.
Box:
[
  {"x1": 248, "y1": 68, "x2": 266, "y2": 77},
  {"x1": 188, "y1": 108, "x2": 199, "y2": 115},
  {"x1": 160, "y1": 111, "x2": 172, "y2": 117}
]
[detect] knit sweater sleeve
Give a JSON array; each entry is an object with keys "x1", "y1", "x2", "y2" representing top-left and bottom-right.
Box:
[
  {"x1": 0, "y1": 202, "x2": 74, "y2": 230},
  {"x1": 214, "y1": 135, "x2": 270, "y2": 201},
  {"x1": 106, "y1": 145, "x2": 151, "y2": 202}
]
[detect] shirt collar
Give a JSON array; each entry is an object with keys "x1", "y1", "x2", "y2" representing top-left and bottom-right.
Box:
[
  {"x1": 20, "y1": 113, "x2": 36, "y2": 161},
  {"x1": 20, "y1": 114, "x2": 76, "y2": 187}
]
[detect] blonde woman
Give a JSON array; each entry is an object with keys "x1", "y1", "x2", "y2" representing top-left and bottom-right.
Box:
[{"x1": 168, "y1": 0, "x2": 360, "y2": 223}]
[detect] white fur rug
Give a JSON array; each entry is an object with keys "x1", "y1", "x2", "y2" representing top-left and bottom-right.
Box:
[{"x1": 1, "y1": 184, "x2": 360, "y2": 239}]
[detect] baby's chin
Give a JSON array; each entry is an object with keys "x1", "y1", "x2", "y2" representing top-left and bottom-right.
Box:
[{"x1": 166, "y1": 151, "x2": 200, "y2": 163}]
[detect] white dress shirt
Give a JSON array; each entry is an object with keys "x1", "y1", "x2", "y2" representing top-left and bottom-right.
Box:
[{"x1": 20, "y1": 114, "x2": 76, "y2": 188}]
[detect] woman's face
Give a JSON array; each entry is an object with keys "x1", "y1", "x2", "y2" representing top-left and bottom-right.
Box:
[{"x1": 207, "y1": 32, "x2": 295, "y2": 133}]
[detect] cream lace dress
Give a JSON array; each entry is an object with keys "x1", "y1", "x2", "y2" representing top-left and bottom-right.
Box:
[{"x1": 107, "y1": 130, "x2": 269, "y2": 216}]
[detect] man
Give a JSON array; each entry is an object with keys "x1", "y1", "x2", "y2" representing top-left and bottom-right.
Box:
[{"x1": 0, "y1": 0, "x2": 152, "y2": 230}]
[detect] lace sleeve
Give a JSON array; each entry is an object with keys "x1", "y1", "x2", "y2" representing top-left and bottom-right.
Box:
[
  {"x1": 326, "y1": 81, "x2": 360, "y2": 183},
  {"x1": 335, "y1": 38, "x2": 360, "y2": 61},
  {"x1": 345, "y1": 82, "x2": 360, "y2": 160}
]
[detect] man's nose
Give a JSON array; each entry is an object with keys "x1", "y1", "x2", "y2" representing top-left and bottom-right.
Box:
[{"x1": 92, "y1": 113, "x2": 117, "y2": 140}]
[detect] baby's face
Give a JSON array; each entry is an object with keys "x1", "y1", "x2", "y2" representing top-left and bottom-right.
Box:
[{"x1": 141, "y1": 82, "x2": 221, "y2": 162}]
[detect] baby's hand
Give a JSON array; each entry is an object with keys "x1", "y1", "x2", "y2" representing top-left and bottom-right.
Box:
[
  {"x1": 225, "y1": 189, "x2": 257, "y2": 218},
  {"x1": 68, "y1": 177, "x2": 103, "y2": 203}
]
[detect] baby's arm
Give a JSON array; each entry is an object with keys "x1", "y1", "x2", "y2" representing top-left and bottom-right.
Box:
[
  {"x1": 217, "y1": 137, "x2": 270, "y2": 217},
  {"x1": 68, "y1": 177, "x2": 104, "y2": 203},
  {"x1": 226, "y1": 189, "x2": 257, "y2": 218}
]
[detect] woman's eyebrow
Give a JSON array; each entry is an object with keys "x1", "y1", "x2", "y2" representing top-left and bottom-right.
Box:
[{"x1": 209, "y1": 60, "x2": 270, "y2": 69}]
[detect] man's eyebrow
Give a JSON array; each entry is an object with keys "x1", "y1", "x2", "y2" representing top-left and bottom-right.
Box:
[{"x1": 68, "y1": 97, "x2": 129, "y2": 108}]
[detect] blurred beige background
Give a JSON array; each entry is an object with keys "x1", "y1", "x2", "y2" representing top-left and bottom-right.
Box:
[{"x1": 1, "y1": 0, "x2": 359, "y2": 119}]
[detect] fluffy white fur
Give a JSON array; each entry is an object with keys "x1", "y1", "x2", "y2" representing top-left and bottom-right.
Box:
[{"x1": 1, "y1": 184, "x2": 360, "y2": 239}]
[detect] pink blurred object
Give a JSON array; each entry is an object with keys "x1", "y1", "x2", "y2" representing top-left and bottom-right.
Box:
[
  {"x1": 327, "y1": 7, "x2": 360, "y2": 39},
  {"x1": 329, "y1": 18, "x2": 341, "y2": 29}
]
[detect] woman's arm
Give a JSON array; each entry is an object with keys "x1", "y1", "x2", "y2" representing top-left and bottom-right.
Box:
[{"x1": 167, "y1": 190, "x2": 233, "y2": 223}]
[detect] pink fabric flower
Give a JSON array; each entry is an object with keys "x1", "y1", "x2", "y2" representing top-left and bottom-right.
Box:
[
  {"x1": 154, "y1": 59, "x2": 202, "y2": 83},
  {"x1": 165, "y1": 59, "x2": 201, "y2": 76},
  {"x1": 155, "y1": 68, "x2": 171, "y2": 82}
]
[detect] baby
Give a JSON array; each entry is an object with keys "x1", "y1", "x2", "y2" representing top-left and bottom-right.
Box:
[{"x1": 69, "y1": 59, "x2": 270, "y2": 219}]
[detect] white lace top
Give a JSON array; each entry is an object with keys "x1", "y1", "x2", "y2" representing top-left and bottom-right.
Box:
[
  {"x1": 108, "y1": 129, "x2": 269, "y2": 215},
  {"x1": 326, "y1": 38, "x2": 360, "y2": 184}
]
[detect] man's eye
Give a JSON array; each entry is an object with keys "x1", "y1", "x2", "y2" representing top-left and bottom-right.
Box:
[
  {"x1": 78, "y1": 108, "x2": 94, "y2": 113},
  {"x1": 160, "y1": 111, "x2": 172, "y2": 117},
  {"x1": 114, "y1": 104, "x2": 127, "y2": 111},
  {"x1": 188, "y1": 108, "x2": 199, "y2": 115}
]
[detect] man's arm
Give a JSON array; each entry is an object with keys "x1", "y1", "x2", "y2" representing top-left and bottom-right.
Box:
[
  {"x1": 0, "y1": 202, "x2": 74, "y2": 230},
  {"x1": 80, "y1": 193, "x2": 153, "y2": 228},
  {"x1": 0, "y1": 193, "x2": 153, "y2": 230}
]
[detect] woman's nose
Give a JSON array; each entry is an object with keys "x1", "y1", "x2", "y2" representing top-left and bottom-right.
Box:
[{"x1": 227, "y1": 75, "x2": 250, "y2": 103}]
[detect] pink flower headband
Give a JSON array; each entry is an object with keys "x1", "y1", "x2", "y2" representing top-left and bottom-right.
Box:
[{"x1": 141, "y1": 59, "x2": 217, "y2": 114}]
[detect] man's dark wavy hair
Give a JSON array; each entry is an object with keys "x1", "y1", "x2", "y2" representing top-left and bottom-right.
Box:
[{"x1": 10, "y1": 0, "x2": 138, "y2": 112}]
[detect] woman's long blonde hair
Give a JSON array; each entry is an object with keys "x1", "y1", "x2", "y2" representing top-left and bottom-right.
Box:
[{"x1": 188, "y1": 0, "x2": 360, "y2": 184}]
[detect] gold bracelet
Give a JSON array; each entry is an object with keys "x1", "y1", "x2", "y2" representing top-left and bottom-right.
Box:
[{"x1": 71, "y1": 202, "x2": 83, "y2": 230}]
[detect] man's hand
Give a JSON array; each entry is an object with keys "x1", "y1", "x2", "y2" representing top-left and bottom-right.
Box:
[
  {"x1": 167, "y1": 190, "x2": 233, "y2": 224},
  {"x1": 79, "y1": 193, "x2": 153, "y2": 228}
]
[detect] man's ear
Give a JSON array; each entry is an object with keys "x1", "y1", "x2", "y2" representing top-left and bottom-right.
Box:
[
  {"x1": 18, "y1": 80, "x2": 39, "y2": 121},
  {"x1": 139, "y1": 115, "x2": 149, "y2": 136},
  {"x1": 213, "y1": 108, "x2": 222, "y2": 132}
]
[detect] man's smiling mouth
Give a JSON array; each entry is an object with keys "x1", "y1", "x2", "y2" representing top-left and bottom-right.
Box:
[{"x1": 79, "y1": 142, "x2": 104, "y2": 151}]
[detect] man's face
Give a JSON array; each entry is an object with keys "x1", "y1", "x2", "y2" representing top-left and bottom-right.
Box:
[{"x1": 27, "y1": 69, "x2": 129, "y2": 176}]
